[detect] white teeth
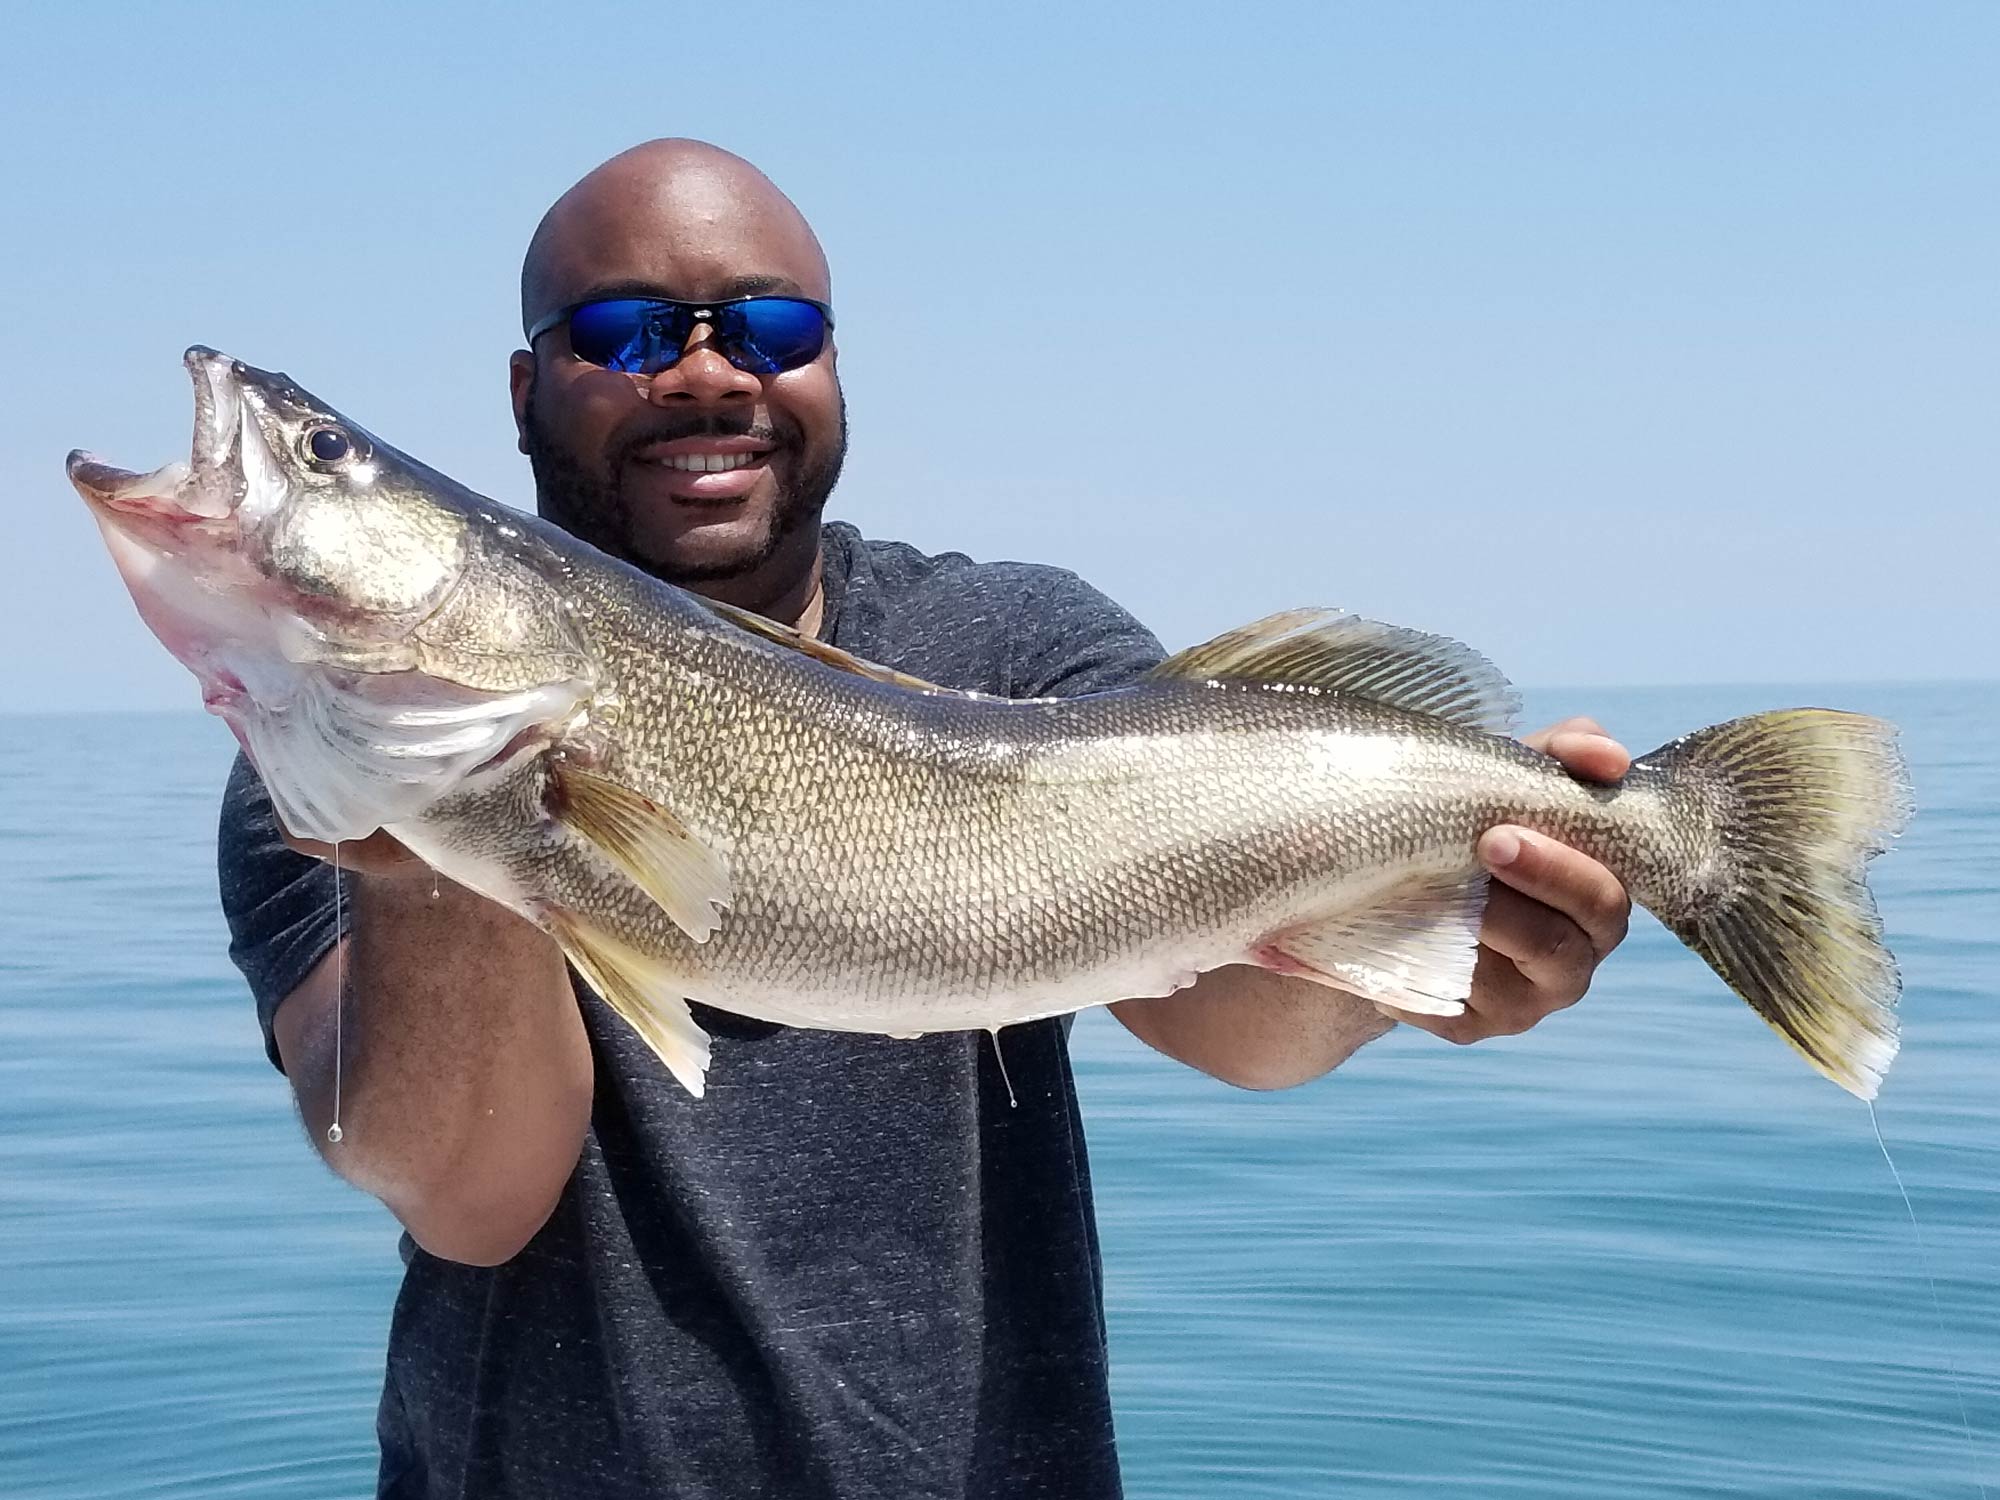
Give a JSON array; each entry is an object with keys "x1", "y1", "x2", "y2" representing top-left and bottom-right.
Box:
[{"x1": 654, "y1": 451, "x2": 762, "y2": 473}]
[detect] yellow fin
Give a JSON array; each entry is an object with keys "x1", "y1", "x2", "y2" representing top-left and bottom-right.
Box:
[
  {"x1": 1150, "y1": 609, "x2": 1518, "y2": 733},
  {"x1": 1642, "y1": 708, "x2": 1910, "y2": 1099},
  {"x1": 549, "y1": 763, "x2": 731, "y2": 942},
  {"x1": 702, "y1": 597, "x2": 998, "y2": 699},
  {"x1": 547, "y1": 908, "x2": 713, "y2": 1097},
  {"x1": 1250, "y1": 871, "x2": 1491, "y2": 1016}
]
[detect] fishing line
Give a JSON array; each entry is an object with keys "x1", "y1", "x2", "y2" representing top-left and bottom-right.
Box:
[
  {"x1": 987, "y1": 1028, "x2": 1018, "y2": 1109},
  {"x1": 327, "y1": 842, "x2": 345, "y2": 1146},
  {"x1": 1868, "y1": 1099, "x2": 1986, "y2": 1497}
]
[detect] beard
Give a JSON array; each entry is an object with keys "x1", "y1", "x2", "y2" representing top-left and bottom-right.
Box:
[{"x1": 522, "y1": 378, "x2": 847, "y2": 584}]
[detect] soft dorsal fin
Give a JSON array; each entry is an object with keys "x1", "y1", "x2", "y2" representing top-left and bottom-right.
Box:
[
  {"x1": 702, "y1": 597, "x2": 996, "y2": 699},
  {"x1": 1149, "y1": 609, "x2": 1518, "y2": 733}
]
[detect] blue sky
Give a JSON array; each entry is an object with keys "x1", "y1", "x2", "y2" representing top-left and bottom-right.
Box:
[{"x1": 4, "y1": 1, "x2": 1994, "y2": 714}]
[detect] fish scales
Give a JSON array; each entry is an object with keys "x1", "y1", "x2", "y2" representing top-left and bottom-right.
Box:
[
  {"x1": 69, "y1": 349, "x2": 1912, "y2": 1099},
  {"x1": 423, "y1": 573, "x2": 1662, "y2": 1030}
]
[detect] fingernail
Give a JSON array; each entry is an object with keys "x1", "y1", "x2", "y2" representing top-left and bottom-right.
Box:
[{"x1": 1483, "y1": 828, "x2": 1522, "y2": 867}]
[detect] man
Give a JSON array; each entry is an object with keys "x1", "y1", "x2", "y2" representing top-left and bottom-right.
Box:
[{"x1": 219, "y1": 139, "x2": 1632, "y2": 1498}]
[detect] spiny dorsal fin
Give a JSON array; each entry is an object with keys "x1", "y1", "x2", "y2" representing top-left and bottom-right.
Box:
[
  {"x1": 702, "y1": 598, "x2": 995, "y2": 699},
  {"x1": 1149, "y1": 609, "x2": 1519, "y2": 733}
]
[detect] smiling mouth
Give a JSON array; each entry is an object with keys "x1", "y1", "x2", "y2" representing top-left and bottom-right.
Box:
[{"x1": 638, "y1": 451, "x2": 768, "y2": 474}]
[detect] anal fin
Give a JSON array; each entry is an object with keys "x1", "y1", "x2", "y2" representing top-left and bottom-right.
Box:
[
  {"x1": 547, "y1": 908, "x2": 713, "y2": 1097},
  {"x1": 1251, "y1": 871, "x2": 1491, "y2": 1017}
]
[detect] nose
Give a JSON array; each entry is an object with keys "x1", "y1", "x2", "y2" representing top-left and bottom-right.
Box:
[{"x1": 643, "y1": 325, "x2": 762, "y2": 407}]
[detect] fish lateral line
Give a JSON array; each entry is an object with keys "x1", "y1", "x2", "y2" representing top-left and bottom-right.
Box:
[{"x1": 67, "y1": 349, "x2": 1915, "y2": 1105}]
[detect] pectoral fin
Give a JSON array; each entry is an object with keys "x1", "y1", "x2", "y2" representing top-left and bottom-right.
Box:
[
  {"x1": 548, "y1": 763, "x2": 732, "y2": 942},
  {"x1": 1251, "y1": 871, "x2": 1491, "y2": 1017},
  {"x1": 547, "y1": 908, "x2": 713, "y2": 1097}
]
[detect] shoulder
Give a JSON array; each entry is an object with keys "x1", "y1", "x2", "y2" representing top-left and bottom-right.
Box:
[
  {"x1": 826, "y1": 522, "x2": 1166, "y2": 698},
  {"x1": 217, "y1": 752, "x2": 342, "y2": 1070},
  {"x1": 837, "y1": 525, "x2": 1076, "y2": 617}
]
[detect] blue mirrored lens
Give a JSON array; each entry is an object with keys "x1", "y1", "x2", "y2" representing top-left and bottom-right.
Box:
[
  {"x1": 719, "y1": 298, "x2": 829, "y2": 375},
  {"x1": 563, "y1": 297, "x2": 829, "y2": 376},
  {"x1": 567, "y1": 300, "x2": 693, "y2": 373}
]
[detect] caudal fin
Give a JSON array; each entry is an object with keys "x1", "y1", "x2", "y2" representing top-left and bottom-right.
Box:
[{"x1": 1642, "y1": 709, "x2": 1912, "y2": 1100}]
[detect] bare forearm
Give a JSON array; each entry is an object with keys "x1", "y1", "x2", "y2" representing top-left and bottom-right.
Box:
[
  {"x1": 1111, "y1": 966, "x2": 1394, "y2": 1089},
  {"x1": 276, "y1": 873, "x2": 592, "y2": 1263}
]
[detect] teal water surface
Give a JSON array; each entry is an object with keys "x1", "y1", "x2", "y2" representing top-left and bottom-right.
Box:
[{"x1": 1, "y1": 683, "x2": 1995, "y2": 1497}]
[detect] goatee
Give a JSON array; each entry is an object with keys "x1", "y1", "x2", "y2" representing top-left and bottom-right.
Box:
[{"x1": 522, "y1": 383, "x2": 846, "y2": 585}]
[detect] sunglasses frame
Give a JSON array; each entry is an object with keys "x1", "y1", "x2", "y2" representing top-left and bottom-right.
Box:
[{"x1": 526, "y1": 294, "x2": 835, "y2": 376}]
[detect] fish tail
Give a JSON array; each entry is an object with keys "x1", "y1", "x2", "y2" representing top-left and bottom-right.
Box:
[{"x1": 1638, "y1": 709, "x2": 1913, "y2": 1099}]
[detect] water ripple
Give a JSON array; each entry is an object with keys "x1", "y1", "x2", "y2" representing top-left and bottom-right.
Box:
[{"x1": 4, "y1": 691, "x2": 1997, "y2": 1498}]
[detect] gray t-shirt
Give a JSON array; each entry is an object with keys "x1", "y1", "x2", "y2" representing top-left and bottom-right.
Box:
[{"x1": 218, "y1": 520, "x2": 1167, "y2": 1499}]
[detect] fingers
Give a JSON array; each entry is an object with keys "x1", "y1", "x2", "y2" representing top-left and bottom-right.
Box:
[
  {"x1": 1522, "y1": 716, "x2": 1631, "y2": 783},
  {"x1": 1376, "y1": 943, "x2": 1558, "y2": 1043},
  {"x1": 1377, "y1": 829, "x2": 1632, "y2": 1046},
  {"x1": 1480, "y1": 827, "x2": 1631, "y2": 963}
]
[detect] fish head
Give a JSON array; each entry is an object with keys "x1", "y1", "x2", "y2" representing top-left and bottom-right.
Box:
[
  {"x1": 71, "y1": 349, "x2": 592, "y2": 842},
  {"x1": 70, "y1": 347, "x2": 471, "y2": 689}
]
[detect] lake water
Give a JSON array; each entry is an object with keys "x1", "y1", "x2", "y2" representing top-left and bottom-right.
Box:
[{"x1": 1, "y1": 683, "x2": 1994, "y2": 1498}]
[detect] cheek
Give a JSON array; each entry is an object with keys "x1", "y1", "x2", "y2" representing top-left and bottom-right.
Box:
[
  {"x1": 539, "y1": 366, "x2": 638, "y2": 454},
  {"x1": 769, "y1": 366, "x2": 843, "y2": 448},
  {"x1": 265, "y1": 497, "x2": 465, "y2": 627}
]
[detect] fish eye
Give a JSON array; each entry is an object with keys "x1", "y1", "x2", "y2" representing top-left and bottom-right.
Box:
[{"x1": 302, "y1": 424, "x2": 359, "y2": 469}]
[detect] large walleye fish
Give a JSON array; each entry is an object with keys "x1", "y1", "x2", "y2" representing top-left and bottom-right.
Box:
[{"x1": 71, "y1": 349, "x2": 1912, "y2": 1099}]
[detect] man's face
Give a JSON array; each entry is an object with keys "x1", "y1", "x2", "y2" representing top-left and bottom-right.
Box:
[{"x1": 512, "y1": 164, "x2": 845, "y2": 586}]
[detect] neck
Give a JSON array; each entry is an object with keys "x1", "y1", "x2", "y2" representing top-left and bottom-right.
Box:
[{"x1": 681, "y1": 518, "x2": 825, "y2": 635}]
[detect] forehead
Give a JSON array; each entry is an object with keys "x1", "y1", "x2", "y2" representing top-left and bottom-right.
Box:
[{"x1": 536, "y1": 164, "x2": 830, "y2": 310}]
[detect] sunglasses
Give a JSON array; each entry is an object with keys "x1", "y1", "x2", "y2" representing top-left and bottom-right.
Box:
[{"x1": 528, "y1": 295, "x2": 834, "y2": 377}]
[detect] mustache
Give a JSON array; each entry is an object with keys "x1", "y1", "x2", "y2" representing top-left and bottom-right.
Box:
[{"x1": 612, "y1": 412, "x2": 787, "y2": 462}]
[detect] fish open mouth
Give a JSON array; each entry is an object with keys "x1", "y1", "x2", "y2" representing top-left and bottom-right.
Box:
[
  {"x1": 67, "y1": 348, "x2": 271, "y2": 708},
  {"x1": 66, "y1": 346, "x2": 249, "y2": 528},
  {"x1": 66, "y1": 453, "x2": 202, "y2": 521}
]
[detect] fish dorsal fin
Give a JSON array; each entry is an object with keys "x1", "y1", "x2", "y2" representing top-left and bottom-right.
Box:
[
  {"x1": 702, "y1": 598, "x2": 994, "y2": 699},
  {"x1": 1149, "y1": 609, "x2": 1519, "y2": 733}
]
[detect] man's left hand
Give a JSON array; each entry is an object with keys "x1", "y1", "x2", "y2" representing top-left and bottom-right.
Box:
[{"x1": 1384, "y1": 717, "x2": 1634, "y2": 1044}]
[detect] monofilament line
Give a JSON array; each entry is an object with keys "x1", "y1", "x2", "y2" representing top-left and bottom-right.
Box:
[
  {"x1": 327, "y1": 842, "x2": 345, "y2": 1147},
  {"x1": 987, "y1": 1027, "x2": 1018, "y2": 1109},
  {"x1": 1869, "y1": 1100, "x2": 1986, "y2": 1498}
]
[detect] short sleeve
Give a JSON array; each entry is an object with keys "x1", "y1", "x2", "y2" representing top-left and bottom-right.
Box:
[
  {"x1": 217, "y1": 751, "x2": 350, "y2": 1072},
  {"x1": 1004, "y1": 568, "x2": 1167, "y2": 700}
]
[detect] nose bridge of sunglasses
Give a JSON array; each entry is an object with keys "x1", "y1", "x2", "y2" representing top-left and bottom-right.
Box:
[
  {"x1": 677, "y1": 310, "x2": 725, "y2": 354},
  {"x1": 647, "y1": 318, "x2": 764, "y2": 392}
]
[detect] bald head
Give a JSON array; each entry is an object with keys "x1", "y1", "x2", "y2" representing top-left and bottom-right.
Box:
[
  {"x1": 520, "y1": 139, "x2": 831, "y2": 338},
  {"x1": 509, "y1": 140, "x2": 847, "y2": 614}
]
